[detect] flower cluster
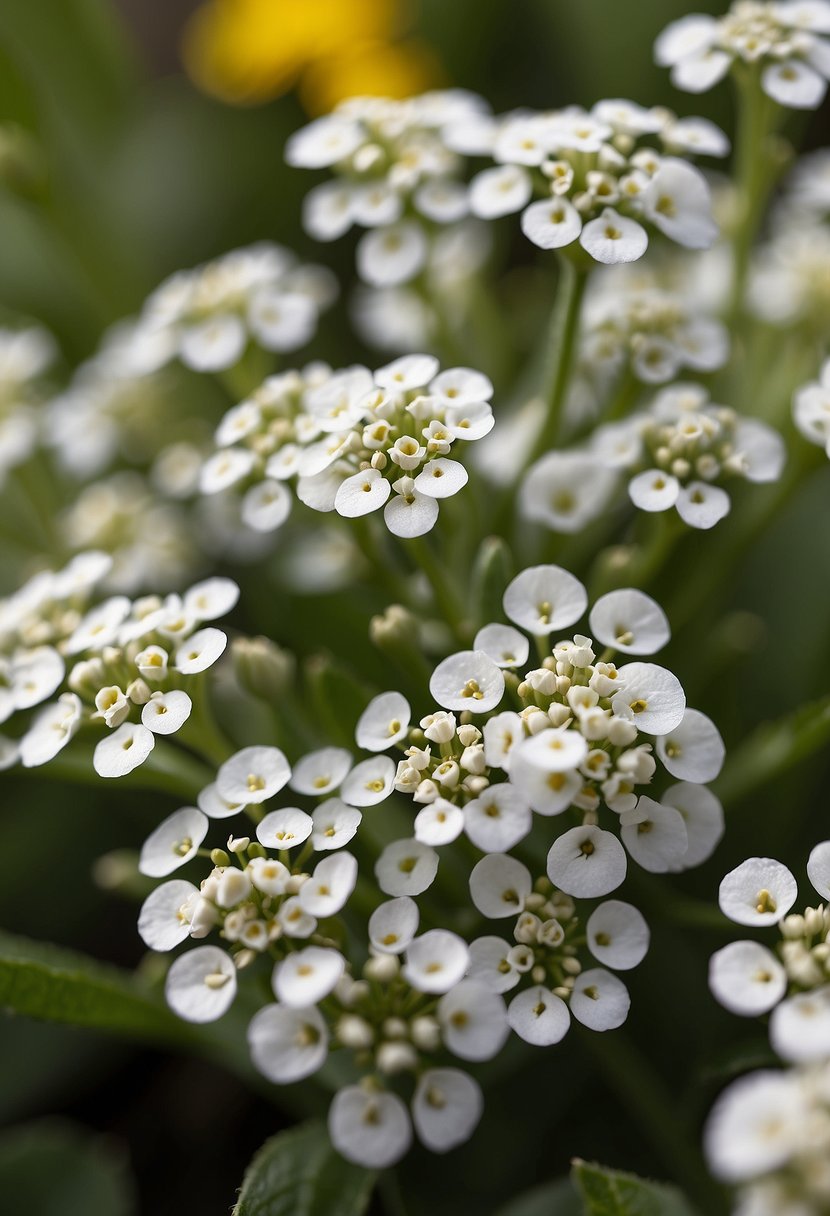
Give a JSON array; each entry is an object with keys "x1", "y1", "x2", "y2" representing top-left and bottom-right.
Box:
[
  {"x1": 711, "y1": 846, "x2": 830, "y2": 1063},
  {"x1": 521, "y1": 383, "x2": 785, "y2": 534},
  {"x1": 0, "y1": 553, "x2": 236, "y2": 776},
  {"x1": 200, "y1": 353, "x2": 494, "y2": 537},
  {"x1": 793, "y1": 359, "x2": 830, "y2": 457},
  {"x1": 363, "y1": 566, "x2": 725, "y2": 876},
  {"x1": 0, "y1": 324, "x2": 56, "y2": 486},
  {"x1": 134, "y1": 243, "x2": 337, "y2": 373},
  {"x1": 454, "y1": 98, "x2": 723, "y2": 263},
  {"x1": 286, "y1": 90, "x2": 488, "y2": 287},
  {"x1": 656, "y1": 1, "x2": 830, "y2": 109},
  {"x1": 576, "y1": 271, "x2": 730, "y2": 394},
  {"x1": 705, "y1": 1060, "x2": 830, "y2": 1215}
]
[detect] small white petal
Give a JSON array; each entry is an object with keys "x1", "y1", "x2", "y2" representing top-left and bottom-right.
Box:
[
  {"x1": 141, "y1": 690, "x2": 192, "y2": 736},
  {"x1": 628, "y1": 468, "x2": 680, "y2": 512},
  {"x1": 570, "y1": 968, "x2": 630, "y2": 1030},
  {"x1": 718, "y1": 858, "x2": 798, "y2": 926},
  {"x1": 464, "y1": 784, "x2": 532, "y2": 853},
  {"x1": 508, "y1": 986, "x2": 570, "y2": 1045},
  {"x1": 546, "y1": 826, "x2": 627, "y2": 897},
  {"x1": 763, "y1": 58, "x2": 827, "y2": 108},
  {"x1": 376, "y1": 838, "x2": 439, "y2": 896},
  {"x1": 273, "y1": 946, "x2": 345, "y2": 1008},
  {"x1": 472, "y1": 624, "x2": 529, "y2": 669},
  {"x1": 769, "y1": 987, "x2": 830, "y2": 1062},
  {"x1": 93, "y1": 722, "x2": 155, "y2": 778},
  {"x1": 412, "y1": 1069, "x2": 483, "y2": 1153},
  {"x1": 589, "y1": 589, "x2": 670, "y2": 655},
  {"x1": 438, "y1": 980, "x2": 509, "y2": 1061},
  {"x1": 299, "y1": 852, "x2": 358, "y2": 917},
  {"x1": 256, "y1": 807, "x2": 314, "y2": 850},
  {"x1": 310, "y1": 799, "x2": 362, "y2": 851},
  {"x1": 165, "y1": 945, "x2": 237, "y2": 1023},
  {"x1": 216, "y1": 745, "x2": 291, "y2": 804},
  {"x1": 470, "y1": 164, "x2": 533, "y2": 218},
  {"x1": 676, "y1": 481, "x2": 730, "y2": 529},
  {"x1": 413, "y1": 458, "x2": 468, "y2": 499},
  {"x1": 808, "y1": 840, "x2": 830, "y2": 899},
  {"x1": 174, "y1": 628, "x2": 228, "y2": 675},
  {"x1": 656, "y1": 708, "x2": 725, "y2": 782},
  {"x1": 340, "y1": 756, "x2": 395, "y2": 807},
  {"x1": 661, "y1": 782, "x2": 724, "y2": 870},
  {"x1": 403, "y1": 929, "x2": 470, "y2": 994},
  {"x1": 335, "y1": 468, "x2": 392, "y2": 518},
  {"x1": 503, "y1": 565, "x2": 588, "y2": 635},
  {"x1": 587, "y1": 900, "x2": 650, "y2": 970},
  {"x1": 139, "y1": 806, "x2": 208, "y2": 877},
  {"x1": 621, "y1": 796, "x2": 688, "y2": 873},
  {"x1": 469, "y1": 853, "x2": 532, "y2": 918},
  {"x1": 429, "y1": 650, "x2": 505, "y2": 713},
  {"x1": 290, "y1": 747, "x2": 352, "y2": 796},
  {"x1": 356, "y1": 691, "x2": 411, "y2": 751},
  {"x1": 328, "y1": 1087, "x2": 412, "y2": 1169},
  {"x1": 611, "y1": 661, "x2": 686, "y2": 736},
  {"x1": 579, "y1": 208, "x2": 648, "y2": 264},
  {"x1": 709, "y1": 941, "x2": 787, "y2": 1017},
  {"x1": 138, "y1": 879, "x2": 199, "y2": 951},
  {"x1": 248, "y1": 1003, "x2": 329, "y2": 1083},
  {"x1": 415, "y1": 799, "x2": 465, "y2": 846},
  {"x1": 369, "y1": 897, "x2": 419, "y2": 955},
  {"x1": 520, "y1": 197, "x2": 582, "y2": 249}
]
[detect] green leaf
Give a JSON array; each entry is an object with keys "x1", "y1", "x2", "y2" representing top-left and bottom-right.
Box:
[
  {"x1": 571, "y1": 1160, "x2": 701, "y2": 1216},
  {"x1": 233, "y1": 1121, "x2": 375, "y2": 1216},
  {"x1": 0, "y1": 1119, "x2": 136, "y2": 1216},
  {"x1": 494, "y1": 1177, "x2": 583, "y2": 1215},
  {"x1": 471, "y1": 535, "x2": 514, "y2": 631},
  {"x1": 0, "y1": 929, "x2": 188, "y2": 1043},
  {"x1": 714, "y1": 692, "x2": 830, "y2": 809}
]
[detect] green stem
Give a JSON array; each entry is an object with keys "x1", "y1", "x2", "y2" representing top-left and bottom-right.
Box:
[
  {"x1": 525, "y1": 257, "x2": 589, "y2": 467},
  {"x1": 728, "y1": 71, "x2": 779, "y2": 325},
  {"x1": 406, "y1": 534, "x2": 467, "y2": 641}
]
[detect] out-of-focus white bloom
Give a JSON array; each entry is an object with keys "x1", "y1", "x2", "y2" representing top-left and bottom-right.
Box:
[
  {"x1": 710, "y1": 940, "x2": 789, "y2": 1015},
  {"x1": 793, "y1": 359, "x2": 830, "y2": 456}
]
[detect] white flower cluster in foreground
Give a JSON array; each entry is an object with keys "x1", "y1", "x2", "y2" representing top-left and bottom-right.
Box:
[
  {"x1": 286, "y1": 90, "x2": 488, "y2": 287},
  {"x1": 705, "y1": 1060, "x2": 830, "y2": 1214},
  {"x1": 576, "y1": 273, "x2": 730, "y2": 391},
  {"x1": 364, "y1": 566, "x2": 725, "y2": 876},
  {"x1": 453, "y1": 98, "x2": 723, "y2": 263},
  {"x1": 137, "y1": 726, "x2": 654, "y2": 1168},
  {"x1": 0, "y1": 552, "x2": 236, "y2": 776},
  {"x1": 711, "y1": 845, "x2": 830, "y2": 1063},
  {"x1": 134, "y1": 243, "x2": 337, "y2": 373},
  {"x1": 200, "y1": 354, "x2": 494, "y2": 537},
  {"x1": 0, "y1": 324, "x2": 56, "y2": 486},
  {"x1": 522, "y1": 383, "x2": 785, "y2": 534},
  {"x1": 793, "y1": 359, "x2": 830, "y2": 457},
  {"x1": 656, "y1": 1, "x2": 830, "y2": 109}
]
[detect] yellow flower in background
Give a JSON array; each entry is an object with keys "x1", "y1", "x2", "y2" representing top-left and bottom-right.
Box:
[{"x1": 182, "y1": 0, "x2": 442, "y2": 112}]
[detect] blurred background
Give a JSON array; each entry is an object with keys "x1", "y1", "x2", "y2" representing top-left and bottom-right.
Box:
[{"x1": 2, "y1": 2, "x2": 830, "y2": 1214}]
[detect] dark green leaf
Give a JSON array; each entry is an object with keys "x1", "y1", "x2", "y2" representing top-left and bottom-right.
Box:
[
  {"x1": 571, "y1": 1160, "x2": 701, "y2": 1216},
  {"x1": 0, "y1": 1119, "x2": 136, "y2": 1216},
  {"x1": 233, "y1": 1120, "x2": 375, "y2": 1216},
  {"x1": 495, "y1": 1176, "x2": 582, "y2": 1215},
  {"x1": 714, "y1": 693, "x2": 830, "y2": 809}
]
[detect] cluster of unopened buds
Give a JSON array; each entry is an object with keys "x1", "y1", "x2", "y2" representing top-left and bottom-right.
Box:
[
  {"x1": 200, "y1": 353, "x2": 494, "y2": 537},
  {"x1": 0, "y1": 552, "x2": 236, "y2": 776}
]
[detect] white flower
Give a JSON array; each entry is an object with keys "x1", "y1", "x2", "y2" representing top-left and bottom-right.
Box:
[
  {"x1": 197, "y1": 782, "x2": 244, "y2": 820},
  {"x1": 807, "y1": 840, "x2": 830, "y2": 899},
  {"x1": 429, "y1": 650, "x2": 505, "y2": 713},
  {"x1": 356, "y1": 691, "x2": 411, "y2": 751},
  {"x1": 383, "y1": 479, "x2": 440, "y2": 537},
  {"x1": 587, "y1": 900, "x2": 650, "y2": 970},
  {"x1": 299, "y1": 852, "x2": 358, "y2": 917},
  {"x1": 413, "y1": 458, "x2": 468, "y2": 499},
  {"x1": 503, "y1": 565, "x2": 588, "y2": 637},
  {"x1": 414, "y1": 799, "x2": 465, "y2": 846},
  {"x1": 138, "y1": 879, "x2": 199, "y2": 951},
  {"x1": 185, "y1": 577, "x2": 240, "y2": 620},
  {"x1": 642, "y1": 159, "x2": 717, "y2": 249},
  {"x1": 437, "y1": 980, "x2": 509, "y2": 1061},
  {"x1": 165, "y1": 945, "x2": 237, "y2": 1023},
  {"x1": 256, "y1": 808, "x2": 314, "y2": 850},
  {"x1": 733, "y1": 419, "x2": 787, "y2": 483},
  {"x1": 656, "y1": 708, "x2": 725, "y2": 782},
  {"x1": 340, "y1": 756, "x2": 395, "y2": 807},
  {"x1": 310, "y1": 799, "x2": 362, "y2": 851},
  {"x1": 704, "y1": 1070, "x2": 808, "y2": 1183},
  {"x1": 369, "y1": 897, "x2": 419, "y2": 955},
  {"x1": 285, "y1": 114, "x2": 364, "y2": 168},
  {"x1": 273, "y1": 946, "x2": 345, "y2": 1008},
  {"x1": 467, "y1": 935, "x2": 521, "y2": 993},
  {"x1": 676, "y1": 481, "x2": 731, "y2": 529},
  {"x1": 242, "y1": 480, "x2": 292, "y2": 531},
  {"x1": 764, "y1": 57, "x2": 827, "y2": 107},
  {"x1": 248, "y1": 1003, "x2": 329, "y2": 1083},
  {"x1": 508, "y1": 753, "x2": 582, "y2": 816},
  {"x1": 277, "y1": 897, "x2": 316, "y2": 939},
  {"x1": 289, "y1": 747, "x2": 352, "y2": 796},
  {"x1": 328, "y1": 1086, "x2": 412, "y2": 1169},
  {"x1": 507, "y1": 986, "x2": 571, "y2": 1045},
  {"x1": 482, "y1": 712, "x2": 524, "y2": 772},
  {"x1": 141, "y1": 690, "x2": 192, "y2": 736},
  {"x1": 247, "y1": 856, "x2": 290, "y2": 896},
  {"x1": 588, "y1": 589, "x2": 670, "y2": 655},
  {"x1": 514, "y1": 728, "x2": 589, "y2": 773},
  {"x1": 570, "y1": 968, "x2": 630, "y2": 1031},
  {"x1": 770, "y1": 987, "x2": 830, "y2": 1062},
  {"x1": 248, "y1": 290, "x2": 317, "y2": 353},
  {"x1": 20, "y1": 693, "x2": 82, "y2": 767},
  {"x1": 628, "y1": 468, "x2": 680, "y2": 512},
  {"x1": 334, "y1": 468, "x2": 392, "y2": 518},
  {"x1": 469, "y1": 854, "x2": 532, "y2": 918},
  {"x1": 93, "y1": 721, "x2": 155, "y2": 778},
  {"x1": 472, "y1": 624, "x2": 529, "y2": 669},
  {"x1": 464, "y1": 784, "x2": 532, "y2": 853},
  {"x1": 375, "y1": 354, "x2": 439, "y2": 391},
  {"x1": 403, "y1": 929, "x2": 470, "y2": 994},
  {"x1": 376, "y1": 838, "x2": 439, "y2": 896},
  {"x1": 200, "y1": 448, "x2": 257, "y2": 495},
  {"x1": 412, "y1": 1069, "x2": 483, "y2": 1153},
  {"x1": 139, "y1": 807, "x2": 208, "y2": 877},
  {"x1": 709, "y1": 941, "x2": 788, "y2": 1017},
  {"x1": 216, "y1": 745, "x2": 291, "y2": 804},
  {"x1": 611, "y1": 661, "x2": 686, "y2": 735},
  {"x1": 620, "y1": 796, "x2": 688, "y2": 873},
  {"x1": 520, "y1": 197, "x2": 583, "y2": 249},
  {"x1": 6, "y1": 646, "x2": 65, "y2": 710},
  {"x1": 66, "y1": 598, "x2": 131, "y2": 655},
  {"x1": 661, "y1": 782, "x2": 724, "y2": 870},
  {"x1": 520, "y1": 452, "x2": 619, "y2": 533},
  {"x1": 470, "y1": 164, "x2": 533, "y2": 218},
  {"x1": 174, "y1": 629, "x2": 228, "y2": 675},
  {"x1": 356, "y1": 222, "x2": 428, "y2": 287},
  {"x1": 580, "y1": 208, "x2": 649, "y2": 264},
  {"x1": 719, "y1": 858, "x2": 798, "y2": 926},
  {"x1": 546, "y1": 825, "x2": 627, "y2": 897}
]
